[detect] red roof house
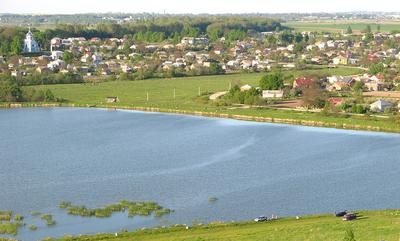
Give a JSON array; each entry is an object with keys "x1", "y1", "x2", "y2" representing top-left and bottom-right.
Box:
[{"x1": 293, "y1": 77, "x2": 314, "y2": 88}]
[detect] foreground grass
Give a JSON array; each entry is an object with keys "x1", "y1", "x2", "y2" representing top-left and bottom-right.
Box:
[{"x1": 47, "y1": 210, "x2": 400, "y2": 241}]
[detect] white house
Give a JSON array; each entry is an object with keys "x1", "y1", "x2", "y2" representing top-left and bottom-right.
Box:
[
  {"x1": 51, "y1": 51, "x2": 64, "y2": 60},
  {"x1": 370, "y1": 100, "x2": 393, "y2": 112},
  {"x1": 240, "y1": 84, "x2": 253, "y2": 92},
  {"x1": 262, "y1": 90, "x2": 284, "y2": 99}
]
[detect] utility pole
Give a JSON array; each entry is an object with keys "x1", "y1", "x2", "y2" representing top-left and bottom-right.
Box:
[
  {"x1": 173, "y1": 88, "x2": 176, "y2": 99},
  {"x1": 198, "y1": 87, "x2": 201, "y2": 96},
  {"x1": 146, "y1": 92, "x2": 149, "y2": 102}
]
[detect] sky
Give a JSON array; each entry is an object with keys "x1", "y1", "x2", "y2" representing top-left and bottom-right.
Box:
[{"x1": 2, "y1": 0, "x2": 400, "y2": 14}]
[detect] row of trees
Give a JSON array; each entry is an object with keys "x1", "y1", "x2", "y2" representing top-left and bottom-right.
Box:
[
  {"x1": 0, "y1": 73, "x2": 84, "y2": 86},
  {"x1": 0, "y1": 80, "x2": 56, "y2": 102}
]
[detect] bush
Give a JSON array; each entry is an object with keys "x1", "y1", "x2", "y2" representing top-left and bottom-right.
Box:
[{"x1": 351, "y1": 104, "x2": 367, "y2": 114}]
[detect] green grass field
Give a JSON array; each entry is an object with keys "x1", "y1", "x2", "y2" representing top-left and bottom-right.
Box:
[
  {"x1": 24, "y1": 68, "x2": 400, "y2": 133},
  {"x1": 31, "y1": 68, "x2": 362, "y2": 109},
  {"x1": 48, "y1": 210, "x2": 400, "y2": 241},
  {"x1": 285, "y1": 21, "x2": 400, "y2": 33}
]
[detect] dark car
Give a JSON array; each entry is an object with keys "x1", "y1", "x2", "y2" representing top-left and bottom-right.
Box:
[{"x1": 335, "y1": 211, "x2": 347, "y2": 217}]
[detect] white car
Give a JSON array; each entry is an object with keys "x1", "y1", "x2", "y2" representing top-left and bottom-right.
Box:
[{"x1": 254, "y1": 216, "x2": 268, "y2": 222}]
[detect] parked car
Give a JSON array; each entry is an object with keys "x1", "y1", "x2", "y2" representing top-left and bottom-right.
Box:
[
  {"x1": 335, "y1": 211, "x2": 347, "y2": 217},
  {"x1": 254, "y1": 216, "x2": 268, "y2": 222},
  {"x1": 342, "y1": 213, "x2": 357, "y2": 221}
]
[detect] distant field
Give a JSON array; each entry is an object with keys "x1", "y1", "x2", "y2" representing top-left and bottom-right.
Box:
[
  {"x1": 285, "y1": 21, "x2": 400, "y2": 33},
  {"x1": 50, "y1": 210, "x2": 400, "y2": 241}
]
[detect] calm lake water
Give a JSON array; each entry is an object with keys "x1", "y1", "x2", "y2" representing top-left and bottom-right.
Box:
[{"x1": 1, "y1": 107, "x2": 400, "y2": 240}]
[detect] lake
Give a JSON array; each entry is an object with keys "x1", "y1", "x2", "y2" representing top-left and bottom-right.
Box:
[{"x1": 1, "y1": 107, "x2": 400, "y2": 240}]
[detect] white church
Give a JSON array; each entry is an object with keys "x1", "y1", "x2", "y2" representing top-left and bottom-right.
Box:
[{"x1": 23, "y1": 28, "x2": 40, "y2": 53}]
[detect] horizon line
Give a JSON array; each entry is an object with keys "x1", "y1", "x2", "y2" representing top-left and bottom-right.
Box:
[{"x1": 2, "y1": 11, "x2": 400, "y2": 15}]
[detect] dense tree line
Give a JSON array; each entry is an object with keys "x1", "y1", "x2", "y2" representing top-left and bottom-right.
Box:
[{"x1": 0, "y1": 16, "x2": 282, "y2": 55}]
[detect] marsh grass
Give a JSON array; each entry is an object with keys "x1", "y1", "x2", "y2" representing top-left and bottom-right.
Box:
[
  {"x1": 13, "y1": 214, "x2": 23, "y2": 221},
  {"x1": 0, "y1": 222, "x2": 21, "y2": 235},
  {"x1": 0, "y1": 211, "x2": 11, "y2": 221},
  {"x1": 59, "y1": 200, "x2": 173, "y2": 218},
  {"x1": 41, "y1": 214, "x2": 56, "y2": 226},
  {"x1": 28, "y1": 224, "x2": 37, "y2": 231},
  {"x1": 30, "y1": 211, "x2": 41, "y2": 216}
]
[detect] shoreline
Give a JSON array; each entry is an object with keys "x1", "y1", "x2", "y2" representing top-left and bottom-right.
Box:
[
  {"x1": 0, "y1": 102, "x2": 398, "y2": 134},
  {"x1": 35, "y1": 209, "x2": 400, "y2": 241}
]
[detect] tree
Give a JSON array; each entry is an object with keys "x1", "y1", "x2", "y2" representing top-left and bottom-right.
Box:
[
  {"x1": 302, "y1": 82, "x2": 328, "y2": 109},
  {"x1": 209, "y1": 63, "x2": 225, "y2": 75},
  {"x1": 279, "y1": 31, "x2": 294, "y2": 44},
  {"x1": 346, "y1": 26, "x2": 353, "y2": 34},
  {"x1": 365, "y1": 25, "x2": 372, "y2": 33},
  {"x1": 294, "y1": 33, "x2": 303, "y2": 43},
  {"x1": 259, "y1": 72, "x2": 284, "y2": 90},
  {"x1": 0, "y1": 81, "x2": 22, "y2": 102},
  {"x1": 266, "y1": 35, "x2": 277, "y2": 47},
  {"x1": 364, "y1": 32, "x2": 374, "y2": 42},
  {"x1": 369, "y1": 63, "x2": 384, "y2": 75},
  {"x1": 10, "y1": 36, "x2": 22, "y2": 56},
  {"x1": 352, "y1": 81, "x2": 364, "y2": 93},
  {"x1": 44, "y1": 89, "x2": 55, "y2": 102},
  {"x1": 62, "y1": 51, "x2": 74, "y2": 64}
]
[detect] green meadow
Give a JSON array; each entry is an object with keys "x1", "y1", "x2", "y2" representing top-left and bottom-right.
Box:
[
  {"x1": 48, "y1": 210, "x2": 400, "y2": 241},
  {"x1": 29, "y1": 68, "x2": 362, "y2": 110}
]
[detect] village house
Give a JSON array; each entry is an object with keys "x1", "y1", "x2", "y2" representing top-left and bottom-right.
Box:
[
  {"x1": 365, "y1": 81, "x2": 385, "y2": 91},
  {"x1": 332, "y1": 56, "x2": 348, "y2": 65},
  {"x1": 262, "y1": 90, "x2": 284, "y2": 99},
  {"x1": 370, "y1": 99, "x2": 393, "y2": 112},
  {"x1": 51, "y1": 51, "x2": 64, "y2": 60},
  {"x1": 240, "y1": 84, "x2": 253, "y2": 92},
  {"x1": 293, "y1": 77, "x2": 314, "y2": 88}
]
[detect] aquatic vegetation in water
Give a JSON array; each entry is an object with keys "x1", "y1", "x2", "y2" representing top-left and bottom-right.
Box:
[
  {"x1": 0, "y1": 211, "x2": 12, "y2": 221},
  {"x1": 30, "y1": 211, "x2": 41, "y2": 216},
  {"x1": 58, "y1": 201, "x2": 72, "y2": 209},
  {"x1": 0, "y1": 238, "x2": 19, "y2": 241},
  {"x1": 59, "y1": 200, "x2": 173, "y2": 218},
  {"x1": 41, "y1": 214, "x2": 56, "y2": 226},
  {"x1": 13, "y1": 214, "x2": 23, "y2": 221},
  {"x1": 0, "y1": 212, "x2": 22, "y2": 235},
  {"x1": 28, "y1": 224, "x2": 37, "y2": 231},
  {"x1": 0, "y1": 222, "x2": 21, "y2": 235}
]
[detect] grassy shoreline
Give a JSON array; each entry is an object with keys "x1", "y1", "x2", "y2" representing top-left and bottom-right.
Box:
[
  {"x1": 1, "y1": 68, "x2": 399, "y2": 134},
  {"x1": 45, "y1": 210, "x2": 400, "y2": 241},
  {"x1": 1, "y1": 102, "x2": 399, "y2": 134}
]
